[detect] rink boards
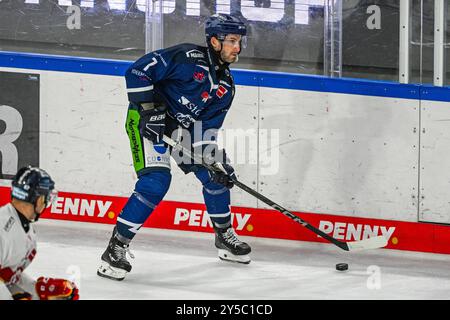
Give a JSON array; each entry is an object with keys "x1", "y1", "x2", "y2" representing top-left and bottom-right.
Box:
[{"x1": 0, "y1": 52, "x2": 450, "y2": 254}]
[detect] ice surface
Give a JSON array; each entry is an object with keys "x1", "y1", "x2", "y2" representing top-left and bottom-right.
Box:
[{"x1": 25, "y1": 219, "x2": 450, "y2": 300}]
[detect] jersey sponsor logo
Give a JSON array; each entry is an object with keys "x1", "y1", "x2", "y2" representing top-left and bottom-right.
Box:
[
  {"x1": 193, "y1": 65, "x2": 207, "y2": 83},
  {"x1": 177, "y1": 96, "x2": 201, "y2": 116},
  {"x1": 131, "y1": 68, "x2": 147, "y2": 77},
  {"x1": 3, "y1": 216, "x2": 15, "y2": 232},
  {"x1": 148, "y1": 155, "x2": 170, "y2": 163},
  {"x1": 146, "y1": 145, "x2": 170, "y2": 164},
  {"x1": 216, "y1": 85, "x2": 228, "y2": 98},
  {"x1": 174, "y1": 208, "x2": 251, "y2": 231},
  {"x1": 51, "y1": 196, "x2": 113, "y2": 218},
  {"x1": 186, "y1": 49, "x2": 205, "y2": 59},
  {"x1": 201, "y1": 91, "x2": 211, "y2": 103},
  {"x1": 193, "y1": 71, "x2": 206, "y2": 83},
  {"x1": 318, "y1": 220, "x2": 396, "y2": 241},
  {"x1": 175, "y1": 112, "x2": 196, "y2": 128}
]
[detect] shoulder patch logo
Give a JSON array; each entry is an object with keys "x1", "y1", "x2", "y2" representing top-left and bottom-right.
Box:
[
  {"x1": 4, "y1": 216, "x2": 15, "y2": 232},
  {"x1": 186, "y1": 49, "x2": 205, "y2": 59},
  {"x1": 216, "y1": 85, "x2": 228, "y2": 98}
]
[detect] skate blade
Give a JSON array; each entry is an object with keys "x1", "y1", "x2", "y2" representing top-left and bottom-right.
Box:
[
  {"x1": 218, "y1": 249, "x2": 251, "y2": 264},
  {"x1": 97, "y1": 261, "x2": 128, "y2": 281}
]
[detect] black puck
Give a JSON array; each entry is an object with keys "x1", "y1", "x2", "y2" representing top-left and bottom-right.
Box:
[{"x1": 336, "y1": 263, "x2": 348, "y2": 271}]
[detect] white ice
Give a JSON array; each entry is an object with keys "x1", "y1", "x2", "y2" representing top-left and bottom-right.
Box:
[{"x1": 26, "y1": 219, "x2": 450, "y2": 300}]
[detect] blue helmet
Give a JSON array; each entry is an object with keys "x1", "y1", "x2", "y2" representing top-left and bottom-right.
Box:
[
  {"x1": 11, "y1": 166, "x2": 56, "y2": 207},
  {"x1": 205, "y1": 13, "x2": 247, "y2": 41}
]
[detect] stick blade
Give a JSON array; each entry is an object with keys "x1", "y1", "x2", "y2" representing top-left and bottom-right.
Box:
[{"x1": 345, "y1": 235, "x2": 388, "y2": 251}]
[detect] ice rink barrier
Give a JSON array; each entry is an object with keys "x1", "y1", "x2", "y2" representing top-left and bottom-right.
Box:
[{"x1": 0, "y1": 51, "x2": 449, "y2": 253}]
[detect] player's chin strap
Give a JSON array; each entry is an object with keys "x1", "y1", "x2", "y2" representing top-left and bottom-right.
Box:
[
  {"x1": 32, "y1": 191, "x2": 56, "y2": 222},
  {"x1": 162, "y1": 134, "x2": 389, "y2": 252},
  {"x1": 31, "y1": 205, "x2": 41, "y2": 223},
  {"x1": 31, "y1": 197, "x2": 49, "y2": 223},
  {"x1": 31, "y1": 199, "x2": 43, "y2": 222},
  {"x1": 33, "y1": 213, "x2": 41, "y2": 222}
]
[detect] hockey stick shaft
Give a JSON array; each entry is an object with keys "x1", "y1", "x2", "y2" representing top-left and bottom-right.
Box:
[
  {"x1": 162, "y1": 135, "x2": 387, "y2": 252},
  {"x1": 231, "y1": 179, "x2": 350, "y2": 250}
]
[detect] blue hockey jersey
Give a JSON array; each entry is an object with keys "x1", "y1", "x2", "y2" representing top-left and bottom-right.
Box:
[{"x1": 125, "y1": 43, "x2": 235, "y2": 142}]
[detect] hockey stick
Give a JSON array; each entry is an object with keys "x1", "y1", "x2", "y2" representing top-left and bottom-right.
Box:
[{"x1": 162, "y1": 135, "x2": 388, "y2": 252}]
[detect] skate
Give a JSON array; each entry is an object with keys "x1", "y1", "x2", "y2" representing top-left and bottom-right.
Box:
[
  {"x1": 97, "y1": 234, "x2": 134, "y2": 281},
  {"x1": 214, "y1": 226, "x2": 251, "y2": 264}
]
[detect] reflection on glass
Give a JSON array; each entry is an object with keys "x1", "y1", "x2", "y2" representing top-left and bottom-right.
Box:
[
  {"x1": 0, "y1": 1, "x2": 146, "y2": 60},
  {"x1": 160, "y1": 1, "x2": 326, "y2": 75},
  {"x1": 342, "y1": 1, "x2": 399, "y2": 81},
  {"x1": 0, "y1": 0, "x2": 444, "y2": 84}
]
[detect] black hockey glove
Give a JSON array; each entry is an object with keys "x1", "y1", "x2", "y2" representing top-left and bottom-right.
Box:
[
  {"x1": 210, "y1": 162, "x2": 236, "y2": 189},
  {"x1": 203, "y1": 146, "x2": 236, "y2": 189},
  {"x1": 139, "y1": 102, "x2": 167, "y2": 144}
]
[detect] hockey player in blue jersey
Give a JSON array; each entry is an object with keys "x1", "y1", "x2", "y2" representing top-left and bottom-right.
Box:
[{"x1": 97, "y1": 14, "x2": 251, "y2": 281}]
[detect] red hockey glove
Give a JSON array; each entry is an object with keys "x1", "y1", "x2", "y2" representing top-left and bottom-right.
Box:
[{"x1": 35, "y1": 277, "x2": 79, "y2": 300}]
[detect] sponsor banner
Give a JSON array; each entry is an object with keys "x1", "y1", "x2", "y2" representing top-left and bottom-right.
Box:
[
  {"x1": 0, "y1": 71, "x2": 40, "y2": 179},
  {"x1": 0, "y1": 187, "x2": 127, "y2": 225},
  {"x1": 1, "y1": 186, "x2": 450, "y2": 254}
]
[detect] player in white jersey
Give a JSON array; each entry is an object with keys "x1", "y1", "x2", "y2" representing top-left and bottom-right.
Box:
[{"x1": 0, "y1": 166, "x2": 79, "y2": 300}]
